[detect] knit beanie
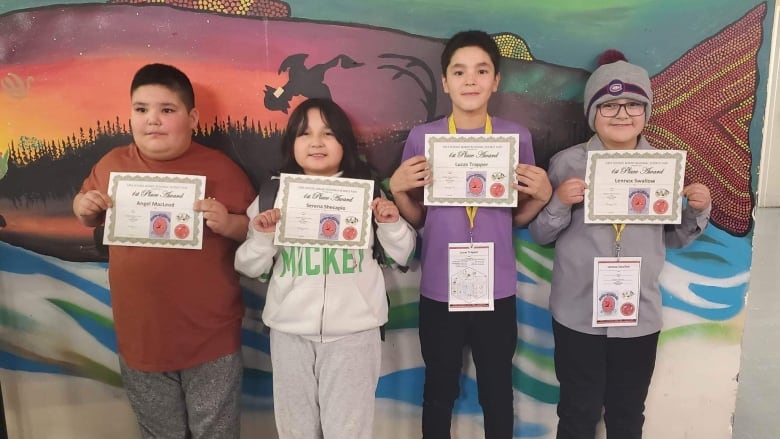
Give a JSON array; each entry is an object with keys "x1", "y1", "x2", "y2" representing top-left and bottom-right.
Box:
[{"x1": 583, "y1": 50, "x2": 652, "y2": 130}]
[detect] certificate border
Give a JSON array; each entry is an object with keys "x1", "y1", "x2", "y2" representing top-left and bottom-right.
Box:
[
  {"x1": 104, "y1": 172, "x2": 205, "y2": 249},
  {"x1": 424, "y1": 134, "x2": 519, "y2": 207},
  {"x1": 276, "y1": 174, "x2": 373, "y2": 249},
  {"x1": 585, "y1": 150, "x2": 686, "y2": 224}
]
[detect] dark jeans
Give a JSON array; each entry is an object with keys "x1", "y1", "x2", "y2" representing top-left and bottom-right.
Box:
[
  {"x1": 552, "y1": 319, "x2": 659, "y2": 439},
  {"x1": 419, "y1": 295, "x2": 517, "y2": 439}
]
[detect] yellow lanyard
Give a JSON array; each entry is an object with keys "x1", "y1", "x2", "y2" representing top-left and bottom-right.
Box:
[
  {"x1": 449, "y1": 114, "x2": 492, "y2": 242},
  {"x1": 612, "y1": 223, "x2": 626, "y2": 257}
]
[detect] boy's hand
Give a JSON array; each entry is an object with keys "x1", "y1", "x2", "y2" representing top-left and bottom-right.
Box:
[
  {"x1": 372, "y1": 198, "x2": 400, "y2": 223},
  {"x1": 555, "y1": 178, "x2": 587, "y2": 206},
  {"x1": 194, "y1": 198, "x2": 231, "y2": 235},
  {"x1": 390, "y1": 155, "x2": 431, "y2": 195},
  {"x1": 74, "y1": 190, "x2": 112, "y2": 221},
  {"x1": 682, "y1": 183, "x2": 711, "y2": 211},
  {"x1": 513, "y1": 164, "x2": 552, "y2": 203},
  {"x1": 251, "y1": 208, "x2": 282, "y2": 233}
]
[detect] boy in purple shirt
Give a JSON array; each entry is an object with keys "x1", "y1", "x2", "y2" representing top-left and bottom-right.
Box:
[{"x1": 389, "y1": 30, "x2": 552, "y2": 438}]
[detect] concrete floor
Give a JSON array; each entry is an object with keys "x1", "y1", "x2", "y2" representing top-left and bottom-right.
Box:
[{"x1": 731, "y1": 208, "x2": 780, "y2": 439}]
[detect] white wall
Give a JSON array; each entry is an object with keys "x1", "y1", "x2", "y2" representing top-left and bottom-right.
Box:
[{"x1": 759, "y1": 3, "x2": 780, "y2": 206}]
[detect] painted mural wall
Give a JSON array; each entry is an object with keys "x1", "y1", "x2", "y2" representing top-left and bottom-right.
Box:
[{"x1": 0, "y1": 1, "x2": 771, "y2": 437}]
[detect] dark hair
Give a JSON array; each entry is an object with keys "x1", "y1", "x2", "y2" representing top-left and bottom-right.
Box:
[
  {"x1": 130, "y1": 63, "x2": 195, "y2": 110},
  {"x1": 440, "y1": 30, "x2": 501, "y2": 75},
  {"x1": 279, "y1": 98, "x2": 372, "y2": 180}
]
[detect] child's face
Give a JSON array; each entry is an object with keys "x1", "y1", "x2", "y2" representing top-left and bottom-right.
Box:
[
  {"x1": 593, "y1": 98, "x2": 646, "y2": 149},
  {"x1": 442, "y1": 46, "x2": 500, "y2": 116},
  {"x1": 293, "y1": 108, "x2": 344, "y2": 176},
  {"x1": 130, "y1": 85, "x2": 198, "y2": 160}
]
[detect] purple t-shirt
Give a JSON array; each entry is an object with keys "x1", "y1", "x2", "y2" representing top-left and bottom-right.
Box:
[{"x1": 401, "y1": 116, "x2": 535, "y2": 302}]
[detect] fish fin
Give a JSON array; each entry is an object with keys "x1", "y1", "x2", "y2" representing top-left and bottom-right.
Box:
[{"x1": 645, "y1": 3, "x2": 766, "y2": 236}]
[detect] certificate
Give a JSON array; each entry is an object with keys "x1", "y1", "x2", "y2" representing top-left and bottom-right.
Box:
[
  {"x1": 584, "y1": 150, "x2": 686, "y2": 224},
  {"x1": 423, "y1": 134, "x2": 519, "y2": 207},
  {"x1": 275, "y1": 173, "x2": 373, "y2": 249},
  {"x1": 103, "y1": 172, "x2": 205, "y2": 249}
]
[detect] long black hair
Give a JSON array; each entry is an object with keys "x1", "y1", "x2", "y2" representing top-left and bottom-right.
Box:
[{"x1": 278, "y1": 98, "x2": 372, "y2": 180}]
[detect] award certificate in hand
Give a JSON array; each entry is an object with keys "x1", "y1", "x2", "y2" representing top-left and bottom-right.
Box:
[
  {"x1": 423, "y1": 134, "x2": 519, "y2": 207},
  {"x1": 103, "y1": 172, "x2": 205, "y2": 249},
  {"x1": 275, "y1": 173, "x2": 373, "y2": 249},
  {"x1": 584, "y1": 149, "x2": 686, "y2": 224}
]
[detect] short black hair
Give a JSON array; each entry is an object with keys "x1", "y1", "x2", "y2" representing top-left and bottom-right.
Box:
[
  {"x1": 130, "y1": 63, "x2": 195, "y2": 110},
  {"x1": 279, "y1": 98, "x2": 372, "y2": 180},
  {"x1": 440, "y1": 30, "x2": 501, "y2": 75}
]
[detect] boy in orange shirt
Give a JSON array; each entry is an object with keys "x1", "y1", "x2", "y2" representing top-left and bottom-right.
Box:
[{"x1": 73, "y1": 63, "x2": 255, "y2": 438}]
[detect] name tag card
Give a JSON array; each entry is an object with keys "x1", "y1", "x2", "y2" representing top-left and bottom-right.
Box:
[
  {"x1": 448, "y1": 242, "x2": 495, "y2": 312},
  {"x1": 592, "y1": 257, "x2": 641, "y2": 327}
]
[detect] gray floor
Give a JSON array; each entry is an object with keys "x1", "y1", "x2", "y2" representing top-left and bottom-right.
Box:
[{"x1": 732, "y1": 207, "x2": 780, "y2": 439}]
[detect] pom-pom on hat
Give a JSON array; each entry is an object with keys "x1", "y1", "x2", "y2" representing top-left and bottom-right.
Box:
[{"x1": 583, "y1": 49, "x2": 652, "y2": 130}]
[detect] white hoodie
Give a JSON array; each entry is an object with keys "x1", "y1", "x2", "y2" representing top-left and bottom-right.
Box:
[{"x1": 235, "y1": 195, "x2": 416, "y2": 342}]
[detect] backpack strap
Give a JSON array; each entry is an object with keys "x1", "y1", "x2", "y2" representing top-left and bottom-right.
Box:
[{"x1": 258, "y1": 176, "x2": 281, "y2": 213}]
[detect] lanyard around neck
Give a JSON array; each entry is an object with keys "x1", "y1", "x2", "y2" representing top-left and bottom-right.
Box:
[
  {"x1": 448, "y1": 114, "x2": 492, "y2": 135},
  {"x1": 612, "y1": 223, "x2": 626, "y2": 257},
  {"x1": 585, "y1": 138, "x2": 628, "y2": 257},
  {"x1": 449, "y1": 114, "x2": 492, "y2": 242}
]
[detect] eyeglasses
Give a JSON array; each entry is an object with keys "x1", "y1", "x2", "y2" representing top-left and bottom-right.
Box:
[{"x1": 597, "y1": 102, "x2": 646, "y2": 117}]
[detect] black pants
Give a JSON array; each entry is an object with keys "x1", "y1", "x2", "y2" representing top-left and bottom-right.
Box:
[
  {"x1": 418, "y1": 295, "x2": 517, "y2": 439},
  {"x1": 552, "y1": 319, "x2": 659, "y2": 439}
]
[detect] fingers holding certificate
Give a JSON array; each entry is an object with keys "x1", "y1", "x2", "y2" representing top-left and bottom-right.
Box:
[
  {"x1": 275, "y1": 173, "x2": 374, "y2": 249},
  {"x1": 251, "y1": 208, "x2": 282, "y2": 233}
]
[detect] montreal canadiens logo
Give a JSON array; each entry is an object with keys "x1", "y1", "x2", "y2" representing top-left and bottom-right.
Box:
[{"x1": 608, "y1": 79, "x2": 625, "y2": 95}]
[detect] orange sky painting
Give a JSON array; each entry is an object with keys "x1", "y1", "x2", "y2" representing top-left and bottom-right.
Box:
[
  {"x1": 1, "y1": 57, "x2": 290, "y2": 153},
  {"x1": 0, "y1": 3, "x2": 449, "y2": 157}
]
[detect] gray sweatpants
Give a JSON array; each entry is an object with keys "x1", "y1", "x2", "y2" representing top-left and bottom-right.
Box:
[
  {"x1": 270, "y1": 327, "x2": 381, "y2": 439},
  {"x1": 119, "y1": 352, "x2": 242, "y2": 439}
]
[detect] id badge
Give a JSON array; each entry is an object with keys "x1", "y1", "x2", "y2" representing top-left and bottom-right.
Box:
[
  {"x1": 592, "y1": 257, "x2": 641, "y2": 327},
  {"x1": 448, "y1": 242, "x2": 494, "y2": 311}
]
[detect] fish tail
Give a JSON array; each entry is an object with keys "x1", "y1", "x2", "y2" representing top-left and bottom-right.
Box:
[{"x1": 645, "y1": 3, "x2": 766, "y2": 236}]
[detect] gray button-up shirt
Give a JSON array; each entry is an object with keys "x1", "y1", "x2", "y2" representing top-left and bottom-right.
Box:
[{"x1": 529, "y1": 135, "x2": 711, "y2": 338}]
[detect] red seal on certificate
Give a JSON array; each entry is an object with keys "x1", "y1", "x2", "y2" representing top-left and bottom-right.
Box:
[
  {"x1": 628, "y1": 189, "x2": 650, "y2": 214},
  {"x1": 653, "y1": 199, "x2": 669, "y2": 214},
  {"x1": 321, "y1": 218, "x2": 337, "y2": 238},
  {"x1": 490, "y1": 182, "x2": 505, "y2": 198},
  {"x1": 468, "y1": 175, "x2": 484, "y2": 196},
  {"x1": 174, "y1": 223, "x2": 190, "y2": 239},
  {"x1": 601, "y1": 295, "x2": 616, "y2": 314},
  {"x1": 630, "y1": 192, "x2": 647, "y2": 212},
  {"x1": 620, "y1": 302, "x2": 636, "y2": 316},
  {"x1": 150, "y1": 214, "x2": 170, "y2": 237},
  {"x1": 342, "y1": 226, "x2": 357, "y2": 241}
]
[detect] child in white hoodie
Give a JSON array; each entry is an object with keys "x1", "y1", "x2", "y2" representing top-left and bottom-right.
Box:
[{"x1": 235, "y1": 98, "x2": 416, "y2": 439}]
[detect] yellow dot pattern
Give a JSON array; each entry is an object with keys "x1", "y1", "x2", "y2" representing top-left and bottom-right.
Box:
[
  {"x1": 492, "y1": 33, "x2": 534, "y2": 61},
  {"x1": 108, "y1": 0, "x2": 291, "y2": 17}
]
